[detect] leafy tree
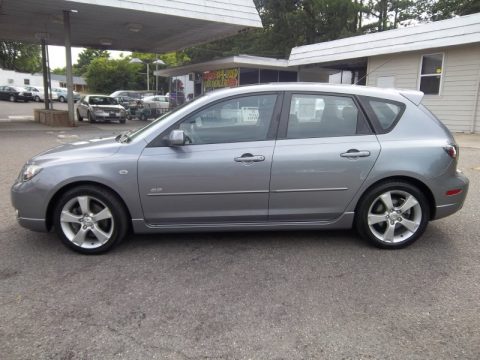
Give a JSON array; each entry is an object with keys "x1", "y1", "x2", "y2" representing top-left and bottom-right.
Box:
[
  {"x1": 76, "y1": 49, "x2": 109, "y2": 75},
  {"x1": 0, "y1": 41, "x2": 42, "y2": 73},
  {"x1": 85, "y1": 57, "x2": 141, "y2": 94},
  {"x1": 430, "y1": 0, "x2": 480, "y2": 20}
]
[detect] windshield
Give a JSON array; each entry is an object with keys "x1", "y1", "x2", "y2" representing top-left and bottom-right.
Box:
[{"x1": 89, "y1": 96, "x2": 118, "y2": 105}]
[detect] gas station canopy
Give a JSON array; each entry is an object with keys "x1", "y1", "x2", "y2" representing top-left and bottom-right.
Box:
[{"x1": 0, "y1": 0, "x2": 262, "y2": 52}]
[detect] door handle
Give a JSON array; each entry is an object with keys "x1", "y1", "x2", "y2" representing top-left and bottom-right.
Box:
[
  {"x1": 340, "y1": 149, "x2": 371, "y2": 158},
  {"x1": 234, "y1": 153, "x2": 265, "y2": 163}
]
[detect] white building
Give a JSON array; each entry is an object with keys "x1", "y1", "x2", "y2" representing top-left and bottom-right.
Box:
[
  {"x1": 0, "y1": 68, "x2": 60, "y2": 88},
  {"x1": 289, "y1": 13, "x2": 480, "y2": 133}
]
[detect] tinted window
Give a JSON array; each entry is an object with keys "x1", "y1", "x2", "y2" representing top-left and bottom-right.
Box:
[
  {"x1": 176, "y1": 94, "x2": 277, "y2": 145},
  {"x1": 369, "y1": 100, "x2": 401, "y2": 129},
  {"x1": 287, "y1": 94, "x2": 359, "y2": 138}
]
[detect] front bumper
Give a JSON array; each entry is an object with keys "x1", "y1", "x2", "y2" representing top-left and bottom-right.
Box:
[{"x1": 11, "y1": 180, "x2": 49, "y2": 232}]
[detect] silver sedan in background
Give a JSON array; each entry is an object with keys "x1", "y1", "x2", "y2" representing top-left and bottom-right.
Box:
[{"x1": 11, "y1": 83, "x2": 469, "y2": 254}]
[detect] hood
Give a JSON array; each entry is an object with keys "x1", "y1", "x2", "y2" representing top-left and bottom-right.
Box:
[
  {"x1": 31, "y1": 136, "x2": 121, "y2": 165},
  {"x1": 91, "y1": 104, "x2": 124, "y2": 110}
]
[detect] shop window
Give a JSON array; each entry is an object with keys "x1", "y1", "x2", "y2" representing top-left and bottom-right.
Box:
[
  {"x1": 260, "y1": 69, "x2": 278, "y2": 83},
  {"x1": 419, "y1": 53, "x2": 443, "y2": 95},
  {"x1": 279, "y1": 71, "x2": 297, "y2": 82},
  {"x1": 239, "y1": 68, "x2": 259, "y2": 85}
]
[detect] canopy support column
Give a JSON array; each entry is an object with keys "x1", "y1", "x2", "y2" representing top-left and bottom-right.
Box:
[{"x1": 63, "y1": 10, "x2": 75, "y2": 126}]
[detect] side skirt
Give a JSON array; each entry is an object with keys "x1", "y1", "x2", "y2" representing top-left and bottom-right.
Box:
[{"x1": 131, "y1": 212, "x2": 355, "y2": 234}]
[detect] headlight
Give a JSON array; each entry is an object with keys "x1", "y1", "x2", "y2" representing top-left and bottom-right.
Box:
[{"x1": 19, "y1": 164, "x2": 42, "y2": 182}]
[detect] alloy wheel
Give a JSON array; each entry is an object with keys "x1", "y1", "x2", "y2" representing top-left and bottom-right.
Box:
[
  {"x1": 60, "y1": 195, "x2": 114, "y2": 249},
  {"x1": 367, "y1": 190, "x2": 422, "y2": 244}
]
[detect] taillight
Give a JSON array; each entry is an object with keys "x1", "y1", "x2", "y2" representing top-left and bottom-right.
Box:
[{"x1": 444, "y1": 144, "x2": 458, "y2": 159}]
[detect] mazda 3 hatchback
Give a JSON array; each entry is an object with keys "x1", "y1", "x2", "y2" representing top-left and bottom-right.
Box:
[{"x1": 11, "y1": 83, "x2": 469, "y2": 254}]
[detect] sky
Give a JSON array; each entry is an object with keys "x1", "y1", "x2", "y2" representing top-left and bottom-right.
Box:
[{"x1": 48, "y1": 45, "x2": 130, "y2": 69}]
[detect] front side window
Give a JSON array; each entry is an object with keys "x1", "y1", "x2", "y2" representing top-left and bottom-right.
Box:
[
  {"x1": 287, "y1": 94, "x2": 360, "y2": 138},
  {"x1": 176, "y1": 94, "x2": 277, "y2": 145},
  {"x1": 419, "y1": 53, "x2": 443, "y2": 95}
]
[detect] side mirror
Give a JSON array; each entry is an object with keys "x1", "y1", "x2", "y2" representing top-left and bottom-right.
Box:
[{"x1": 167, "y1": 129, "x2": 186, "y2": 146}]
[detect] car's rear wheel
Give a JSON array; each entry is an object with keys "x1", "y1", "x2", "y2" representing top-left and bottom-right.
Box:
[
  {"x1": 355, "y1": 181, "x2": 429, "y2": 249},
  {"x1": 53, "y1": 185, "x2": 129, "y2": 254},
  {"x1": 59, "y1": 96, "x2": 66, "y2": 103},
  {"x1": 9, "y1": 95, "x2": 16, "y2": 102},
  {"x1": 76, "y1": 109, "x2": 83, "y2": 121},
  {"x1": 35, "y1": 95, "x2": 41, "y2": 102}
]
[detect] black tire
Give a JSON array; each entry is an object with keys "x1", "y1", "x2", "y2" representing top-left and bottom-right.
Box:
[
  {"x1": 140, "y1": 113, "x2": 148, "y2": 121},
  {"x1": 120, "y1": 118, "x2": 126, "y2": 124},
  {"x1": 87, "y1": 111, "x2": 95, "y2": 123},
  {"x1": 35, "y1": 96, "x2": 41, "y2": 102},
  {"x1": 9, "y1": 95, "x2": 16, "y2": 102},
  {"x1": 53, "y1": 185, "x2": 129, "y2": 254},
  {"x1": 76, "y1": 110, "x2": 83, "y2": 121},
  {"x1": 59, "y1": 96, "x2": 65, "y2": 103},
  {"x1": 355, "y1": 181, "x2": 430, "y2": 249}
]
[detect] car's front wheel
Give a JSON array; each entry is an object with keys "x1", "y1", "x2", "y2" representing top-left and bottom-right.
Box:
[
  {"x1": 9, "y1": 95, "x2": 16, "y2": 102},
  {"x1": 76, "y1": 109, "x2": 83, "y2": 121},
  {"x1": 35, "y1": 95, "x2": 41, "y2": 102},
  {"x1": 59, "y1": 96, "x2": 66, "y2": 103},
  {"x1": 87, "y1": 111, "x2": 95, "y2": 123},
  {"x1": 355, "y1": 181, "x2": 430, "y2": 249},
  {"x1": 53, "y1": 185, "x2": 129, "y2": 254}
]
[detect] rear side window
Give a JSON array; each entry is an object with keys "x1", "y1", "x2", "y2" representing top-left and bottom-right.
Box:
[
  {"x1": 358, "y1": 96, "x2": 405, "y2": 133},
  {"x1": 369, "y1": 100, "x2": 401, "y2": 129},
  {"x1": 286, "y1": 94, "x2": 370, "y2": 139}
]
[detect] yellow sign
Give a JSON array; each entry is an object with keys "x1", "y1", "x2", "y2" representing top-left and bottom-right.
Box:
[{"x1": 203, "y1": 68, "x2": 239, "y2": 90}]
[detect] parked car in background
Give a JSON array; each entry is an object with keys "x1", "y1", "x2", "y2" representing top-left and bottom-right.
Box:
[
  {"x1": 52, "y1": 87, "x2": 80, "y2": 103},
  {"x1": 76, "y1": 95, "x2": 127, "y2": 123},
  {"x1": 140, "y1": 95, "x2": 170, "y2": 109},
  {"x1": 0, "y1": 85, "x2": 33, "y2": 102},
  {"x1": 110, "y1": 90, "x2": 143, "y2": 101},
  {"x1": 11, "y1": 83, "x2": 469, "y2": 254},
  {"x1": 113, "y1": 96, "x2": 138, "y2": 110},
  {"x1": 25, "y1": 86, "x2": 59, "y2": 102}
]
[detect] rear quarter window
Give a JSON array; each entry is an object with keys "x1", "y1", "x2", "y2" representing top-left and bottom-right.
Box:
[{"x1": 358, "y1": 96, "x2": 405, "y2": 134}]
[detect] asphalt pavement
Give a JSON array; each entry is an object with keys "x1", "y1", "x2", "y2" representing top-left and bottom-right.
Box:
[{"x1": 0, "y1": 102, "x2": 479, "y2": 359}]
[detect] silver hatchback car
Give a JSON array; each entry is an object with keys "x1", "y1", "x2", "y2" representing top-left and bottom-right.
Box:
[{"x1": 11, "y1": 83, "x2": 469, "y2": 254}]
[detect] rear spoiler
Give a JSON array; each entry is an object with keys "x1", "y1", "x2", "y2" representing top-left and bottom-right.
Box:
[{"x1": 399, "y1": 90, "x2": 424, "y2": 105}]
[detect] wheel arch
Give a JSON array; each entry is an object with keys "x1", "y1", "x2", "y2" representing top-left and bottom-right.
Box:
[
  {"x1": 354, "y1": 176, "x2": 436, "y2": 220},
  {"x1": 46, "y1": 180, "x2": 133, "y2": 231}
]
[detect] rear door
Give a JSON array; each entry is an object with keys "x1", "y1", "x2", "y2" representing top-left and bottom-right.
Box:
[{"x1": 269, "y1": 92, "x2": 381, "y2": 221}]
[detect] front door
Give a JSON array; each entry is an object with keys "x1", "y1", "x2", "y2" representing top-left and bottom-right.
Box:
[
  {"x1": 269, "y1": 92, "x2": 381, "y2": 221},
  {"x1": 138, "y1": 93, "x2": 281, "y2": 225}
]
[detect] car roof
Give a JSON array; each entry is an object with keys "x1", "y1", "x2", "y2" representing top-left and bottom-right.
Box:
[{"x1": 203, "y1": 83, "x2": 423, "y2": 105}]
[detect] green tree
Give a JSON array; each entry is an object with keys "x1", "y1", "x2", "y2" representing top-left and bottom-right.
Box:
[
  {"x1": 0, "y1": 41, "x2": 42, "y2": 73},
  {"x1": 85, "y1": 57, "x2": 140, "y2": 94},
  {"x1": 76, "y1": 49, "x2": 109, "y2": 75},
  {"x1": 430, "y1": 0, "x2": 480, "y2": 20}
]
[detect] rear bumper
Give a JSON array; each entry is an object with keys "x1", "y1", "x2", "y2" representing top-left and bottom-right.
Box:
[{"x1": 433, "y1": 171, "x2": 469, "y2": 220}]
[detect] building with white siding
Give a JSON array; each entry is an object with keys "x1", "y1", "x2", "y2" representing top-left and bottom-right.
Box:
[{"x1": 289, "y1": 13, "x2": 480, "y2": 133}]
